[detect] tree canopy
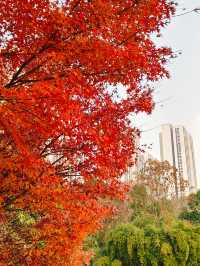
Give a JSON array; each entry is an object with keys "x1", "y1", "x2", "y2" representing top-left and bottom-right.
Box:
[
  {"x1": 92, "y1": 222, "x2": 200, "y2": 266},
  {"x1": 88, "y1": 187, "x2": 200, "y2": 266},
  {"x1": 180, "y1": 191, "x2": 200, "y2": 224},
  {"x1": 135, "y1": 159, "x2": 188, "y2": 199}
]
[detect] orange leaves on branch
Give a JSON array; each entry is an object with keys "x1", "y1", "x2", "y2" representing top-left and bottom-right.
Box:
[{"x1": 0, "y1": 0, "x2": 175, "y2": 265}]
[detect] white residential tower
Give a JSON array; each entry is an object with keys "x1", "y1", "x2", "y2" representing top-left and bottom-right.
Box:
[{"x1": 159, "y1": 124, "x2": 197, "y2": 196}]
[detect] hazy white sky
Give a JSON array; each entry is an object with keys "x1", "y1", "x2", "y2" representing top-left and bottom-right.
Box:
[{"x1": 134, "y1": 0, "x2": 200, "y2": 186}]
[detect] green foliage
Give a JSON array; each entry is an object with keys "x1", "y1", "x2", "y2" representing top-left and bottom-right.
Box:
[
  {"x1": 37, "y1": 240, "x2": 46, "y2": 249},
  {"x1": 129, "y1": 185, "x2": 148, "y2": 217},
  {"x1": 180, "y1": 191, "x2": 200, "y2": 223},
  {"x1": 111, "y1": 260, "x2": 122, "y2": 266},
  {"x1": 92, "y1": 221, "x2": 200, "y2": 266},
  {"x1": 16, "y1": 211, "x2": 36, "y2": 226},
  {"x1": 129, "y1": 184, "x2": 177, "y2": 226},
  {"x1": 106, "y1": 224, "x2": 145, "y2": 266},
  {"x1": 88, "y1": 187, "x2": 200, "y2": 266},
  {"x1": 180, "y1": 211, "x2": 200, "y2": 223},
  {"x1": 94, "y1": 256, "x2": 111, "y2": 266},
  {"x1": 93, "y1": 257, "x2": 122, "y2": 266}
]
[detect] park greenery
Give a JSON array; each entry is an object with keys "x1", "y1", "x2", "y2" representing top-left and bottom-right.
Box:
[
  {"x1": 180, "y1": 191, "x2": 200, "y2": 224},
  {"x1": 87, "y1": 161, "x2": 200, "y2": 266}
]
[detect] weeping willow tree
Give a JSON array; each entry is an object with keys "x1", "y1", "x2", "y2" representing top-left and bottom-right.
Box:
[
  {"x1": 87, "y1": 183, "x2": 199, "y2": 266},
  {"x1": 91, "y1": 221, "x2": 200, "y2": 266}
]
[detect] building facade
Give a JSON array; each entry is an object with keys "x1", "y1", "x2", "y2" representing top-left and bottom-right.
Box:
[
  {"x1": 159, "y1": 124, "x2": 197, "y2": 196},
  {"x1": 123, "y1": 133, "x2": 155, "y2": 183}
]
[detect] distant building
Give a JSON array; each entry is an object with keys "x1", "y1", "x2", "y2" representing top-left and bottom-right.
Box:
[
  {"x1": 123, "y1": 151, "x2": 155, "y2": 182},
  {"x1": 135, "y1": 151, "x2": 154, "y2": 171},
  {"x1": 159, "y1": 124, "x2": 197, "y2": 196},
  {"x1": 123, "y1": 133, "x2": 155, "y2": 182}
]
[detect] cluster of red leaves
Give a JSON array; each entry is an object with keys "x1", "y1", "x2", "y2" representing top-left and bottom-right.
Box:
[{"x1": 0, "y1": 0, "x2": 175, "y2": 265}]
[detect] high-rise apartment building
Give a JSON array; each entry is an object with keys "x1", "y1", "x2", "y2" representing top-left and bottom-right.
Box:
[
  {"x1": 123, "y1": 133, "x2": 155, "y2": 182},
  {"x1": 123, "y1": 151, "x2": 155, "y2": 182},
  {"x1": 159, "y1": 124, "x2": 197, "y2": 196}
]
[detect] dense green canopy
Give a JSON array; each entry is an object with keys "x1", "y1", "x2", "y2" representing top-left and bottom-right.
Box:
[
  {"x1": 88, "y1": 187, "x2": 200, "y2": 266},
  {"x1": 92, "y1": 222, "x2": 200, "y2": 266}
]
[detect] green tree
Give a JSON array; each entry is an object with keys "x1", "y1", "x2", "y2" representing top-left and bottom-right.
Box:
[
  {"x1": 129, "y1": 184, "x2": 179, "y2": 226},
  {"x1": 180, "y1": 191, "x2": 200, "y2": 223},
  {"x1": 87, "y1": 162, "x2": 194, "y2": 265},
  {"x1": 91, "y1": 222, "x2": 200, "y2": 266}
]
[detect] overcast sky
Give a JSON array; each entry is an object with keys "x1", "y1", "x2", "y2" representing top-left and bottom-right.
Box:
[{"x1": 134, "y1": 0, "x2": 200, "y2": 187}]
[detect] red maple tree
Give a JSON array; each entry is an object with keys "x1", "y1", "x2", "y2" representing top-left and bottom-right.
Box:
[{"x1": 0, "y1": 1, "x2": 175, "y2": 265}]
